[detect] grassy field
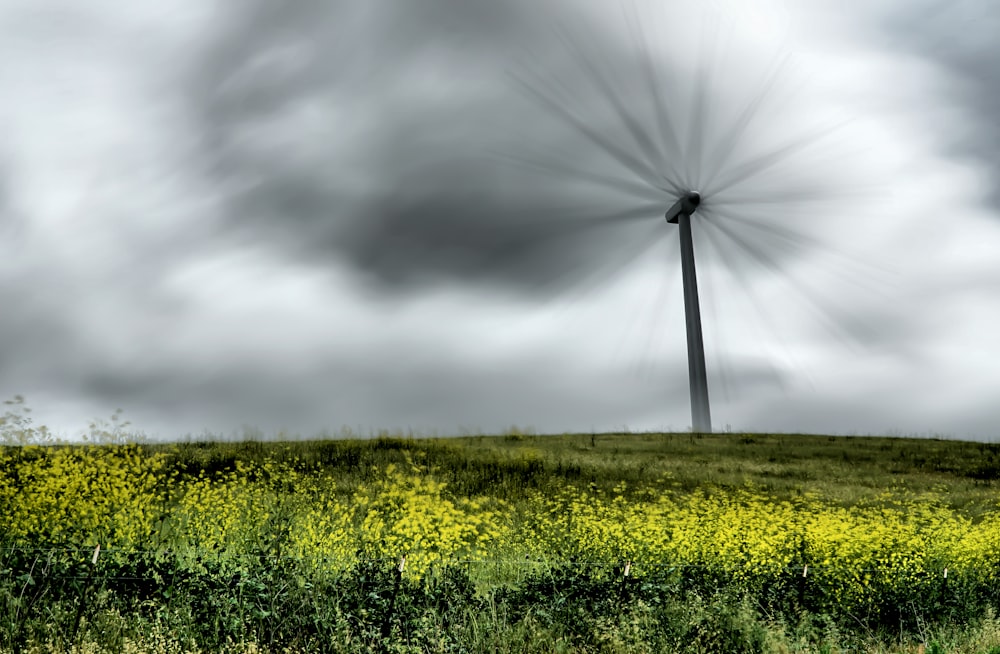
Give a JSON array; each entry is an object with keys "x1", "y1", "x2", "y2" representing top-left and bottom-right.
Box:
[
  {"x1": 171, "y1": 429, "x2": 1000, "y2": 510},
  {"x1": 3, "y1": 404, "x2": 1000, "y2": 653}
]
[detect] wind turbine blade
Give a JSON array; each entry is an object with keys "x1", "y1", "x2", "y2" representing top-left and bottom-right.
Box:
[
  {"x1": 697, "y1": 210, "x2": 793, "y2": 327},
  {"x1": 508, "y1": 200, "x2": 666, "y2": 246},
  {"x1": 706, "y1": 203, "x2": 898, "y2": 294},
  {"x1": 550, "y1": 21, "x2": 674, "y2": 195},
  {"x1": 700, "y1": 52, "x2": 791, "y2": 193},
  {"x1": 708, "y1": 185, "x2": 836, "y2": 207},
  {"x1": 701, "y1": 208, "x2": 867, "y2": 350},
  {"x1": 705, "y1": 210, "x2": 821, "y2": 254},
  {"x1": 705, "y1": 119, "x2": 850, "y2": 196},
  {"x1": 696, "y1": 213, "x2": 795, "y2": 394},
  {"x1": 530, "y1": 220, "x2": 666, "y2": 299},
  {"x1": 487, "y1": 148, "x2": 666, "y2": 202},
  {"x1": 622, "y1": 0, "x2": 686, "y2": 194},
  {"x1": 686, "y1": 15, "x2": 725, "y2": 190},
  {"x1": 509, "y1": 70, "x2": 674, "y2": 195},
  {"x1": 554, "y1": 201, "x2": 667, "y2": 229},
  {"x1": 630, "y1": 234, "x2": 681, "y2": 377}
]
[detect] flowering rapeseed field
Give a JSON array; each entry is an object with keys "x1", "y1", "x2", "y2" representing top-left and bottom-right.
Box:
[
  {"x1": 3, "y1": 435, "x2": 1000, "y2": 616},
  {"x1": 5, "y1": 401, "x2": 1000, "y2": 651}
]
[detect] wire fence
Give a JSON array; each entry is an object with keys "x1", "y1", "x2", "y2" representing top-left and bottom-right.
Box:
[{"x1": 1, "y1": 545, "x2": 994, "y2": 580}]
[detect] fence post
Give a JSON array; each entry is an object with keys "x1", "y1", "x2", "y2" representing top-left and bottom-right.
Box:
[
  {"x1": 69, "y1": 545, "x2": 100, "y2": 648},
  {"x1": 798, "y1": 564, "x2": 808, "y2": 608},
  {"x1": 618, "y1": 560, "x2": 632, "y2": 609}
]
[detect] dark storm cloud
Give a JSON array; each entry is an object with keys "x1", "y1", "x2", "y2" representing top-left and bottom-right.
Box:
[
  {"x1": 882, "y1": 1, "x2": 1000, "y2": 208},
  {"x1": 187, "y1": 0, "x2": 649, "y2": 295},
  {"x1": 186, "y1": 0, "x2": 865, "y2": 299}
]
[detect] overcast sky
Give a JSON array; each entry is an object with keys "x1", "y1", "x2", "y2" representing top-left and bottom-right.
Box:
[{"x1": 2, "y1": 0, "x2": 999, "y2": 441}]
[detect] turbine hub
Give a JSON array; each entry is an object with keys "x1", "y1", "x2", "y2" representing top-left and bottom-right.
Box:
[
  {"x1": 665, "y1": 191, "x2": 702, "y2": 224},
  {"x1": 682, "y1": 191, "x2": 701, "y2": 212}
]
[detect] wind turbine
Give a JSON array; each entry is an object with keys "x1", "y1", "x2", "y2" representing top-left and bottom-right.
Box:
[
  {"x1": 502, "y1": 1, "x2": 873, "y2": 435},
  {"x1": 665, "y1": 191, "x2": 710, "y2": 433}
]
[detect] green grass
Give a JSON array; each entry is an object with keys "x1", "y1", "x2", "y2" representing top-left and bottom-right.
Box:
[{"x1": 152, "y1": 430, "x2": 1000, "y2": 514}]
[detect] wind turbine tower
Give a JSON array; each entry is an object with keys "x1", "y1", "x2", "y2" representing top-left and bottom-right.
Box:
[{"x1": 665, "y1": 191, "x2": 711, "y2": 433}]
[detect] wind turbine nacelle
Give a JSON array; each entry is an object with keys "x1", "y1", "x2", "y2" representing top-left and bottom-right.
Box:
[{"x1": 665, "y1": 191, "x2": 702, "y2": 223}]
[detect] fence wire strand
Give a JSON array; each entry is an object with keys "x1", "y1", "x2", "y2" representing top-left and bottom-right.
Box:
[{"x1": 1, "y1": 545, "x2": 994, "y2": 582}]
